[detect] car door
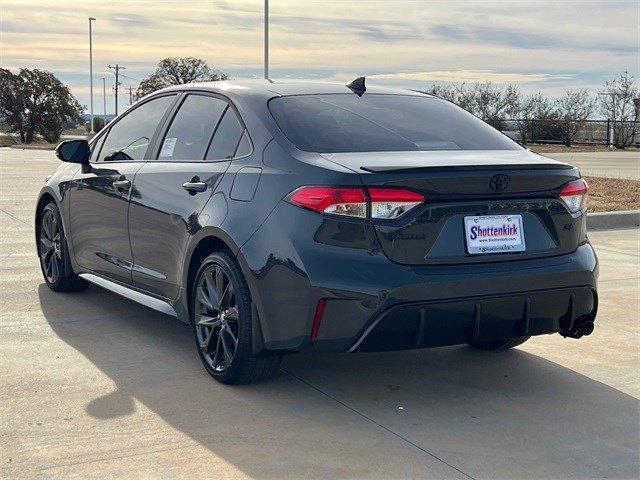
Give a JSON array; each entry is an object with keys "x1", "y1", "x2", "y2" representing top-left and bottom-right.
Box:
[
  {"x1": 128, "y1": 92, "x2": 249, "y2": 299},
  {"x1": 69, "y1": 94, "x2": 177, "y2": 284}
]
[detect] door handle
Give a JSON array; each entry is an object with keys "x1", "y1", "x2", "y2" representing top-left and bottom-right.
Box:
[
  {"x1": 182, "y1": 180, "x2": 208, "y2": 194},
  {"x1": 113, "y1": 179, "x2": 131, "y2": 190}
]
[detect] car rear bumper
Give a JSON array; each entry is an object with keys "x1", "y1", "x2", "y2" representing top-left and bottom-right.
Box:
[
  {"x1": 239, "y1": 202, "x2": 599, "y2": 353},
  {"x1": 349, "y1": 285, "x2": 597, "y2": 352}
]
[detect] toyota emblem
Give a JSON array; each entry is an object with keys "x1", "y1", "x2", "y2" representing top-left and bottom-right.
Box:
[{"x1": 489, "y1": 174, "x2": 510, "y2": 192}]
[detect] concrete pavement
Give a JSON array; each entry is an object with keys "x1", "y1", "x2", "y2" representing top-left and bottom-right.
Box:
[{"x1": 1, "y1": 148, "x2": 639, "y2": 479}]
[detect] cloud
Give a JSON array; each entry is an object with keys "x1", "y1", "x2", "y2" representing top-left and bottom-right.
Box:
[
  {"x1": 109, "y1": 13, "x2": 154, "y2": 29},
  {"x1": 431, "y1": 24, "x2": 637, "y2": 54},
  {"x1": 369, "y1": 70, "x2": 573, "y2": 84}
]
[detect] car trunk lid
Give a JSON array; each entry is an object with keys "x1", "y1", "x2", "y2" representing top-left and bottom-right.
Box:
[{"x1": 320, "y1": 150, "x2": 585, "y2": 265}]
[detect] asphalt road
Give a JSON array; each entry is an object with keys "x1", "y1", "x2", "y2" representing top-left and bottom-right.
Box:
[
  {"x1": 546, "y1": 151, "x2": 639, "y2": 179},
  {"x1": 1, "y1": 148, "x2": 639, "y2": 479}
]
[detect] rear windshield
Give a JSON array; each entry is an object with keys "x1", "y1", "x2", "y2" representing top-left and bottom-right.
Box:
[{"x1": 268, "y1": 94, "x2": 521, "y2": 153}]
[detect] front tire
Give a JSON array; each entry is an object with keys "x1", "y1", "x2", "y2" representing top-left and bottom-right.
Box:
[
  {"x1": 191, "y1": 250, "x2": 282, "y2": 384},
  {"x1": 467, "y1": 336, "x2": 530, "y2": 351},
  {"x1": 37, "y1": 202, "x2": 89, "y2": 292}
]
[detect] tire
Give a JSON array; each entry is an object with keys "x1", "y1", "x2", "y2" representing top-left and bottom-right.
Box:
[
  {"x1": 467, "y1": 336, "x2": 530, "y2": 351},
  {"x1": 37, "y1": 202, "x2": 89, "y2": 293},
  {"x1": 191, "y1": 250, "x2": 282, "y2": 384}
]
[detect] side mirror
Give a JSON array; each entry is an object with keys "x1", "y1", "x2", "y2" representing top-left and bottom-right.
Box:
[{"x1": 55, "y1": 139, "x2": 91, "y2": 164}]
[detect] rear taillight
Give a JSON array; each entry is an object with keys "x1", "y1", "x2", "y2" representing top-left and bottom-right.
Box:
[
  {"x1": 287, "y1": 186, "x2": 425, "y2": 219},
  {"x1": 369, "y1": 188, "x2": 425, "y2": 219},
  {"x1": 287, "y1": 187, "x2": 367, "y2": 218},
  {"x1": 559, "y1": 178, "x2": 588, "y2": 213}
]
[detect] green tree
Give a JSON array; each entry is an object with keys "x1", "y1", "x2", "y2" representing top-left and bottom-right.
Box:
[
  {"x1": 87, "y1": 116, "x2": 105, "y2": 133},
  {"x1": 0, "y1": 69, "x2": 27, "y2": 142},
  {"x1": 0, "y1": 68, "x2": 83, "y2": 143},
  {"x1": 135, "y1": 57, "x2": 230, "y2": 99}
]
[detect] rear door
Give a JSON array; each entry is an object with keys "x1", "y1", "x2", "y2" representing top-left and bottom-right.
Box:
[
  {"x1": 69, "y1": 94, "x2": 176, "y2": 283},
  {"x1": 128, "y1": 92, "x2": 248, "y2": 299}
]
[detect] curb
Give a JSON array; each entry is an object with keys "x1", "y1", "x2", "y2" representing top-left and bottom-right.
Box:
[
  {"x1": 588, "y1": 210, "x2": 640, "y2": 231},
  {"x1": 9, "y1": 144, "x2": 56, "y2": 151}
]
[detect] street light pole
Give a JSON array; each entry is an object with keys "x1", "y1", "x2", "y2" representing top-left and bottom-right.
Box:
[
  {"x1": 264, "y1": 0, "x2": 269, "y2": 79},
  {"x1": 102, "y1": 77, "x2": 106, "y2": 119},
  {"x1": 88, "y1": 17, "x2": 96, "y2": 133}
]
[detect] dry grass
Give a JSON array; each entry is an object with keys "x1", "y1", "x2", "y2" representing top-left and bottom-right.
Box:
[{"x1": 585, "y1": 176, "x2": 640, "y2": 212}]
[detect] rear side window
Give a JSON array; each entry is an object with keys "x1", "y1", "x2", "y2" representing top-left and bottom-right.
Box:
[
  {"x1": 205, "y1": 107, "x2": 244, "y2": 161},
  {"x1": 99, "y1": 95, "x2": 175, "y2": 161},
  {"x1": 268, "y1": 94, "x2": 521, "y2": 153},
  {"x1": 158, "y1": 95, "x2": 227, "y2": 161},
  {"x1": 234, "y1": 130, "x2": 252, "y2": 158}
]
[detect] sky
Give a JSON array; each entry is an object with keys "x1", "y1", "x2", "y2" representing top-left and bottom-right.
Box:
[{"x1": 1, "y1": 0, "x2": 638, "y2": 115}]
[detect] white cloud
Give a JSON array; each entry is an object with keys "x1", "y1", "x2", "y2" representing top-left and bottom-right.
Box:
[{"x1": 369, "y1": 70, "x2": 573, "y2": 84}]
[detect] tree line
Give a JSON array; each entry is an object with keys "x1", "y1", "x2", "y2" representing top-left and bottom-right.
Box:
[
  {"x1": 0, "y1": 57, "x2": 637, "y2": 148},
  {"x1": 421, "y1": 71, "x2": 638, "y2": 148}
]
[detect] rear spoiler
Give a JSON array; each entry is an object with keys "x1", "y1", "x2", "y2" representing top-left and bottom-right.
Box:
[{"x1": 360, "y1": 163, "x2": 574, "y2": 173}]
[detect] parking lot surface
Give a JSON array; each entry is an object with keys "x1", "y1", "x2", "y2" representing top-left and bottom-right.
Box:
[
  {"x1": 547, "y1": 150, "x2": 639, "y2": 179},
  {"x1": 1, "y1": 148, "x2": 639, "y2": 479}
]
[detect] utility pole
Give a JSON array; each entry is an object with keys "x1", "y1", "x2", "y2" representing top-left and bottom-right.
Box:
[
  {"x1": 108, "y1": 64, "x2": 125, "y2": 116},
  {"x1": 264, "y1": 0, "x2": 269, "y2": 79},
  {"x1": 88, "y1": 17, "x2": 96, "y2": 133},
  {"x1": 102, "y1": 77, "x2": 106, "y2": 119}
]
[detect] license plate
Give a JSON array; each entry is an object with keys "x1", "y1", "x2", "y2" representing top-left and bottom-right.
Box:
[{"x1": 464, "y1": 215, "x2": 525, "y2": 255}]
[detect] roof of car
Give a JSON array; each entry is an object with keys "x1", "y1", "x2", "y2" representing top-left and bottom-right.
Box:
[{"x1": 160, "y1": 79, "x2": 428, "y2": 98}]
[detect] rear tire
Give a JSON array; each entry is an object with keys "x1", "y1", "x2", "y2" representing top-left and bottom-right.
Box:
[
  {"x1": 37, "y1": 202, "x2": 89, "y2": 293},
  {"x1": 191, "y1": 250, "x2": 282, "y2": 384},
  {"x1": 467, "y1": 336, "x2": 530, "y2": 351}
]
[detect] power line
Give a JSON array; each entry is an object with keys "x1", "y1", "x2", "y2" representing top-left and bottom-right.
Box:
[{"x1": 107, "y1": 64, "x2": 125, "y2": 116}]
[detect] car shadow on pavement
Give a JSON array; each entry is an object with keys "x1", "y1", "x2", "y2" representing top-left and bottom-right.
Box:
[{"x1": 38, "y1": 283, "x2": 640, "y2": 479}]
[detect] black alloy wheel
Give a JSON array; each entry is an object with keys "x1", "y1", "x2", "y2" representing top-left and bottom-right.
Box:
[
  {"x1": 39, "y1": 208, "x2": 62, "y2": 284},
  {"x1": 191, "y1": 251, "x2": 282, "y2": 384},
  {"x1": 37, "y1": 202, "x2": 89, "y2": 292},
  {"x1": 194, "y1": 263, "x2": 240, "y2": 372}
]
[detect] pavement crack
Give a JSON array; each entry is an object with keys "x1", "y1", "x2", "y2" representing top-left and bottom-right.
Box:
[
  {"x1": 0, "y1": 208, "x2": 33, "y2": 228},
  {"x1": 282, "y1": 368, "x2": 476, "y2": 480}
]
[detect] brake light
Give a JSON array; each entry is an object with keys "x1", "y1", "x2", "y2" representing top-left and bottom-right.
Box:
[
  {"x1": 287, "y1": 187, "x2": 367, "y2": 218},
  {"x1": 287, "y1": 186, "x2": 425, "y2": 219},
  {"x1": 369, "y1": 188, "x2": 425, "y2": 219},
  {"x1": 559, "y1": 178, "x2": 588, "y2": 213}
]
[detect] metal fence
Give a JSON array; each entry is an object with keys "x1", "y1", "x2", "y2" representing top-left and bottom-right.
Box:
[{"x1": 497, "y1": 119, "x2": 640, "y2": 147}]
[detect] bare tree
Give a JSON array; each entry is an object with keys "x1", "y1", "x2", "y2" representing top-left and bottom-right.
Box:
[
  {"x1": 599, "y1": 71, "x2": 638, "y2": 148},
  {"x1": 555, "y1": 89, "x2": 595, "y2": 146},
  {"x1": 473, "y1": 82, "x2": 518, "y2": 129},
  {"x1": 422, "y1": 83, "x2": 478, "y2": 115},
  {"x1": 136, "y1": 57, "x2": 230, "y2": 99}
]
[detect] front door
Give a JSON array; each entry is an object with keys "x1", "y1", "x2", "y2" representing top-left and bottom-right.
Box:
[
  {"x1": 129, "y1": 93, "x2": 248, "y2": 299},
  {"x1": 68, "y1": 94, "x2": 177, "y2": 284}
]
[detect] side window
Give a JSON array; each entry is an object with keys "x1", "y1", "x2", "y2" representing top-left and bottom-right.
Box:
[
  {"x1": 89, "y1": 133, "x2": 106, "y2": 163},
  {"x1": 99, "y1": 95, "x2": 175, "y2": 162},
  {"x1": 234, "y1": 130, "x2": 252, "y2": 157},
  {"x1": 157, "y1": 94, "x2": 227, "y2": 161},
  {"x1": 205, "y1": 107, "x2": 244, "y2": 161}
]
